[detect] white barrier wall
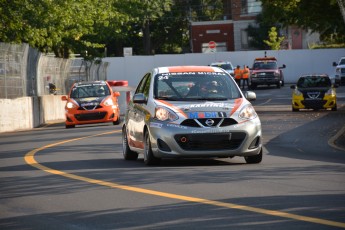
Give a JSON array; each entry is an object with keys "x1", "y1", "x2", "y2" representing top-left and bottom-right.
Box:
[
  {"x1": 0, "y1": 95, "x2": 66, "y2": 133},
  {"x1": 105, "y1": 48, "x2": 345, "y2": 88}
]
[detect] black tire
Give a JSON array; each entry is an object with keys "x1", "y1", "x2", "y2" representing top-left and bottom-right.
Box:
[
  {"x1": 332, "y1": 104, "x2": 337, "y2": 111},
  {"x1": 245, "y1": 148, "x2": 262, "y2": 164},
  {"x1": 281, "y1": 80, "x2": 285, "y2": 87},
  {"x1": 122, "y1": 126, "x2": 138, "y2": 160},
  {"x1": 113, "y1": 114, "x2": 121, "y2": 125},
  {"x1": 66, "y1": 124, "x2": 75, "y2": 128},
  {"x1": 144, "y1": 131, "x2": 160, "y2": 165},
  {"x1": 292, "y1": 107, "x2": 299, "y2": 112},
  {"x1": 277, "y1": 82, "x2": 281, "y2": 88}
]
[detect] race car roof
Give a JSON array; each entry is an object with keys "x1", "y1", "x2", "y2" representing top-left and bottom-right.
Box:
[{"x1": 157, "y1": 66, "x2": 222, "y2": 73}]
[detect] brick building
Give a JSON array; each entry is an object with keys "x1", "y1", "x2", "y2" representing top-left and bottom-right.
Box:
[{"x1": 190, "y1": 0, "x2": 320, "y2": 53}]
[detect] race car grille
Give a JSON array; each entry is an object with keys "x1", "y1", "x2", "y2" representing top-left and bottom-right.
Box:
[
  {"x1": 78, "y1": 105, "x2": 102, "y2": 110},
  {"x1": 74, "y1": 112, "x2": 107, "y2": 121},
  {"x1": 219, "y1": 118, "x2": 238, "y2": 127},
  {"x1": 302, "y1": 100, "x2": 327, "y2": 109},
  {"x1": 175, "y1": 132, "x2": 246, "y2": 151},
  {"x1": 180, "y1": 118, "x2": 237, "y2": 128}
]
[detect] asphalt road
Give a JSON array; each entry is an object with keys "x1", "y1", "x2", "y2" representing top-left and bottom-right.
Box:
[{"x1": 0, "y1": 85, "x2": 345, "y2": 230}]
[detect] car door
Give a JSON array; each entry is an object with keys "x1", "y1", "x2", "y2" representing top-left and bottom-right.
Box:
[{"x1": 127, "y1": 73, "x2": 151, "y2": 149}]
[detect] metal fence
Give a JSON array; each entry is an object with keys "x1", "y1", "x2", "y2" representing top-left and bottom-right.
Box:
[
  {"x1": 0, "y1": 42, "x2": 109, "y2": 99},
  {"x1": 0, "y1": 43, "x2": 28, "y2": 98}
]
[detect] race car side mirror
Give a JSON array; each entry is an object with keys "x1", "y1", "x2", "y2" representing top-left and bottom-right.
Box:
[
  {"x1": 244, "y1": 91, "x2": 256, "y2": 101},
  {"x1": 133, "y1": 93, "x2": 147, "y2": 104}
]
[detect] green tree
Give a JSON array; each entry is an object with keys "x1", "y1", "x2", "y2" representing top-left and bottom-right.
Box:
[
  {"x1": 0, "y1": 0, "x2": 126, "y2": 58},
  {"x1": 260, "y1": 0, "x2": 345, "y2": 43},
  {"x1": 264, "y1": 27, "x2": 284, "y2": 50}
]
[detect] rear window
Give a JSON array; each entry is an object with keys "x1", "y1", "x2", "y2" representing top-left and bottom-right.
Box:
[{"x1": 297, "y1": 76, "x2": 331, "y2": 88}]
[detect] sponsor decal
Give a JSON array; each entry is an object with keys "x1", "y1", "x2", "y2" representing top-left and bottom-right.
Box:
[
  {"x1": 80, "y1": 97, "x2": 98, "y2": 102},
  {"x1": 145, "y1": 114, "x2": 151, "y2": 121},
  {"x1": 81, "y1": 102, "x2": 98, "y2": 107},
  {"x1": 188, "y1": 102, "x2": 231, "y2": 109},
  {"x1": 150, "y1": 122, "x2": 163, "y2": 128},
  {"x1": 188, "y1": 112, "x2": 218, "y2": 119},
  {"x1": 167, "y1": 124, "x2": 188, "y2": 129}
]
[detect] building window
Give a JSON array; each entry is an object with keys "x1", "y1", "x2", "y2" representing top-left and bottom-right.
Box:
[
  {"x1": 241, "y1": 0, "x2": 262, "y2": 15},
  {"x1": 241, "y1": 29, "x2": 248, "y2": 49}
]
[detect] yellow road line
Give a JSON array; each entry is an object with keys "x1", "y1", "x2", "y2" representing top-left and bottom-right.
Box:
[{"x1": 25, "y1": 130, "x2": 345, "y2": 228}]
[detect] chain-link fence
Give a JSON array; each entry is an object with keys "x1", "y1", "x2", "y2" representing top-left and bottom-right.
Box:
[
  {"x1": 0, "y1": 43, "x2": 28, "y2": 98},
  {"x1": 0, "y1": 42, "x2": 109, "y2": 99}
]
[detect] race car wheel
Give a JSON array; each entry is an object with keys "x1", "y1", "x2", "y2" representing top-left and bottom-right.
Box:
[
  {"x1": 332, "y1": 104, "x2": 337, "y2": 111},
  {"x1": 65, "y1": 124, "x2": 75, "y2": 128},
  {"x1": 244, "y1": 148, "x2": 262, "y2": 164},
  {"x1": 144, "y1": 131, "x2": 160, "y2": 166},
  {"x1": 292, "y1": 107, "x2": 299, "y2": 112},
  {"x1": 122, "y1": 126, "x2": 138, "y2": 160},
  {"x1": 113, "y1": 114, "x2": 121, "y2": 125}
]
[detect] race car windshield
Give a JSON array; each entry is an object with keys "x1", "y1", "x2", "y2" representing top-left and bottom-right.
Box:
[
  {"x1": 253, "y1": 61, "x2": 277, "y2": 70},
  {"x1": 297, "y1": 76, "x2": 331, "y2": 88},
  {"x1": 154, "y1": 72, "x2": 241, "y2": 101},
  {"x1": 70, "y1": 84, "x2": 110, "y2": 98},
  {"x1": 211, "y1": 64, "x2": 233, "y2": 70}
]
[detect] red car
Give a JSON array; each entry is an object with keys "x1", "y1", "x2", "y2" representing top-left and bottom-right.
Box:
[{"x1": 61, "y1": 80, "x2": 125, "y2": 128}]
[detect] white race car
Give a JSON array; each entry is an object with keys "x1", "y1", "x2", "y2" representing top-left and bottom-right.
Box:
[{"x1": 122, "y1": 66, "x2": 262, "y2": 165}]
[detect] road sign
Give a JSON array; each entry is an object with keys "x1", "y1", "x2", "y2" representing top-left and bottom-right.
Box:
[{"x1": 208, "y1": 41, "x2": 216, "y2": 49}]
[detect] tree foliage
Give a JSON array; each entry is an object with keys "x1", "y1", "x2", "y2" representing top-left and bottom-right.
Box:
[
  {"x1": 260, "y1": 0, "x2": 345, "y2": 43},
  {"x1": 0, "y1": 0, "x2": 228, "y2": 57},
  {"x1": 264, "y1": 27, "x2": 285, "y2": 50}
]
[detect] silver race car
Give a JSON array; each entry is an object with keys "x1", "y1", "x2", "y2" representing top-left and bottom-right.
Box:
[{"x1": 122, "y1": 66, "x2": 262, "y2": 165}]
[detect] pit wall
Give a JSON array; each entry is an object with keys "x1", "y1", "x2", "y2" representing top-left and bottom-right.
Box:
[
  {"x1": 0, "y1": 95, "x2": 65, "y2": 133},
  {"x1": 0, "y1": 92, "x2": 128, "y2": 133}
]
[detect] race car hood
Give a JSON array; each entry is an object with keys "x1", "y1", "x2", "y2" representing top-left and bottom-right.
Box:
[
  {"x1": 72, "y1": 96, "x2": 107, "y2": 107},
  {"x1": 155, "y1": 98, "x2": 245, "y2": 118}
]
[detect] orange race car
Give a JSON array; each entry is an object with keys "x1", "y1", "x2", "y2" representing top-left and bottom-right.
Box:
[{"x1": 61, "y1": 80, "x2": 126, "y2": 128}]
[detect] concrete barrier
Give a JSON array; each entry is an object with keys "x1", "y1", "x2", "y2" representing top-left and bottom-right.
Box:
[{"x1": 0, "y1": 95, "x2": 66, "y2": 133}]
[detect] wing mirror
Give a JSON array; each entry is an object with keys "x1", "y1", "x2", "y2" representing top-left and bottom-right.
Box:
[
  {"x1": 133, "y1": 93, "x2": 147, "y2": 103},
  {"x1": 244, "y1": 91, "x2": 256, "y2": 101}
]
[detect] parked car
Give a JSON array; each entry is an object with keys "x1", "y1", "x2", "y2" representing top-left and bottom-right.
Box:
[
  {"x1": 210, "y1": 61, "x2": 235, "y2": 78},
  {"x1": 61, "y1": 80, "x2": 124, "y2": 128},
  {"x1": 290, "y1": 74, "x2": 337, "y2": 112},
  {"x1": 332, "y1": 57, "x2": 345, "y2": 85},
  {"x1": 250, "y1": 56, "x2": 286, "y2": 89},
  {"x1": 122, "y1": 66, "x2": 263, "y2": 165}
]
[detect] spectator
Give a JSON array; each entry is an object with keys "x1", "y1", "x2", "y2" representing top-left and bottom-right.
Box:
[
  {"x1": 242, "y1": 65, "x2": 250, "y2": 90},
  {"x1": 234, "y1": 65, "x2": 242, "y2": 87}
]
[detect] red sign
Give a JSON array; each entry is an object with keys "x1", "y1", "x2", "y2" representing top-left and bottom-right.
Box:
[{"x1": 208, "y1": 41, "x2": 216, "y2": 49}]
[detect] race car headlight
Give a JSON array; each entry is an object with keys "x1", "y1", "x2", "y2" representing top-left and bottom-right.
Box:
[
  {"x1": 104, "y1": 98, "x2": 114, "y2": 106},
  {"x1": 155, "y1": 107, "x2": 178, "y2": 121},
  {"x1": 335, "y1": 68, "x2": 341, "y2": 73},
  {"x1": 251, "y1": 74, "x2": 257, "y2": 78},
  {"x1": 239, "y1": 105, "x2": 257, "y2": 120},
  {"x1": 294, "y1": 89, "x2": 303, "y2": 96},
  {"x1": 326, "y1": 88, "x2": 336, "y2": 96},
  {"x1": 274, "y1": 71, "x2": 279, "y2": 77},
  {"x1": 66, "y1": 102, "x2": 76, "y2": 109}
]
